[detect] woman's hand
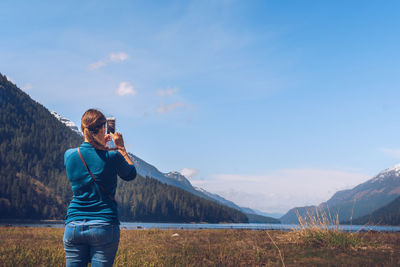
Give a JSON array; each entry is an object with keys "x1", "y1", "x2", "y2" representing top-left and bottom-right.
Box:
[
  {"x1": 104, "y1": 134, "x2": 113, "y2": 143},
  {"x1": 110, "y1": 132, "x2": 125, "y2": 150},
  {"x1": 110, "y1": 132, "x2": 134, "y2": 165}
]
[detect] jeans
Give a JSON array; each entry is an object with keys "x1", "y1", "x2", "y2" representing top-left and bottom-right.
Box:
[{"x1": 63, "y1": 221, "x2": 120, "y2": 267}]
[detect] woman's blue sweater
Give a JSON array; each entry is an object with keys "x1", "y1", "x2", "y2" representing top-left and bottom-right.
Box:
[{"x1": 64, "y1": 142, "x2": 136, "y2": 224}]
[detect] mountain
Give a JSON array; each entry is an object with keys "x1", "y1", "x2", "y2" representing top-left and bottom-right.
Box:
[
  {"x1": 131, "y1": 154, "x2": 195, "y2": 191},
  {"x1": 50, "y1": 111, "x2": 82, "y2": 136},
  {"x1": 244, "y1": 212, "x2": 280, "y2": 224},
  {"x1": 116, "y1": 176, "x2": 248, "y2": 223},
  {"x1": 280, "y1": 165, "x2": 400, "y2": 224},
  {"x1": 129, "y1": 152, "x2": 279, "y2": 223},
  {"x1": 350, "y1": 196, "x2": 400, "y2": 226},
  {"x1": 115, "y1": 154, "x2": 278, "y2": 223},
  {"x1": 53, "y1": 102, "x2": 280, "y2": 224},
  {"x1": 240, "y1": 207, "x2": 283, "y2": 219},
  {"x1": 0, "y1": 72, "x2": 248, "y2": 223},
  {"x1": 193, "y1": 186, "x2": 243, "y2": 211}
]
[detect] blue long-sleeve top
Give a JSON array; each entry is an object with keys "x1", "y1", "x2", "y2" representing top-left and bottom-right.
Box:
[{"x1": 64, "y1": 142, "x2": 136, "y2": 224}]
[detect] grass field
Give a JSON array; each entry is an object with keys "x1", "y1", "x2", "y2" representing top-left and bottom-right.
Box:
[{"x1": 0, "y1": 227, "x2": 399, "y2": 266}]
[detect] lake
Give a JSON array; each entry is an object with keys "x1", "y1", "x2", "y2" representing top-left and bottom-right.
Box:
[{"x1": 1, "y1": 221, "x2": 400, "y2": 232}]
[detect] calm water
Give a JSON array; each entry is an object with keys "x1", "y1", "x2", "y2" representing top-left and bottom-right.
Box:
[{"x1": 1, "y1": 221, "x2": 400, "y2": 232}]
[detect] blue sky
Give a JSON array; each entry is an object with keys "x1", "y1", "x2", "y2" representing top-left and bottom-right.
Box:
[{"x1": 1, "y1": 1, "x2": 400, "y2": 214}]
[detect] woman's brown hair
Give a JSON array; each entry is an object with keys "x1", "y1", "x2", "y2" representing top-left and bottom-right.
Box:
[{"x1": 81, "y1": 109, "x2": 114, "y2": 151}]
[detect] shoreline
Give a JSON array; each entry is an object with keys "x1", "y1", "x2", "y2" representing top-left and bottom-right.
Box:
[{"x1": 1, "y1": 220, "x2": 400, "y2": 232}]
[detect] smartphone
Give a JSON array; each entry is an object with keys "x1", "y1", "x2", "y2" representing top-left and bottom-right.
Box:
[{"x1": 106, "y1": 117, "x2": 116, "y2": 134}]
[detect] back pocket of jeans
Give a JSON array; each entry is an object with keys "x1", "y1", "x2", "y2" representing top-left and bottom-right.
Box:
[
  {"x1": 63, "y1": 224, "x2": 75, "y2": 243},
  {"x1": 89, "y1": 225, "x2": 115, "y2": 245}
]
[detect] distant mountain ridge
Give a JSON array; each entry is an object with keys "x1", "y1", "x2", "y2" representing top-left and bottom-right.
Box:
[
  {"x1": 121, "y1": 155, "x2": 279, "y2": 223},
  {"x1": 280, "y1": 164, "x2": 400, "y2": 224},
  {"x1": 350, "y1": 195, "x2": 400, "y2": 226}
]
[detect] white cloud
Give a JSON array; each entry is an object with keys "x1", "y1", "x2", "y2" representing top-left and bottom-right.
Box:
[
  {"x1": 180, "y1": 168, "x2": 199, "y2": 178},
  {"x1": 109, "y1": 52, "x2": 129, "y2": 62},
  {"x1": 156, "y1": 87, "x2": 178, "y2": 97},
  {"x1": 157, "y1": 101, "x2": 184, "y2": 114},
  {"x1": 88, "y1": 52, "x2": 129, "y2": 70},
  {"x1": 22, "y1": 83, "x2": 33, "y2": 91},
  {"x1": 380, "y1": 148, "x2": 400, "y2": 159},
  {"x1": 191, "y1": 168, "x2": 369, "y2": 214},
  {"x1": 115, "y1": 82, "x2": 137, "y2": 96}
]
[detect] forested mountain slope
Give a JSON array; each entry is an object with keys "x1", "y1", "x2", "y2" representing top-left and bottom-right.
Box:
[{"x1": 351, "y1": 196, "x2": 400, "y2": 226}]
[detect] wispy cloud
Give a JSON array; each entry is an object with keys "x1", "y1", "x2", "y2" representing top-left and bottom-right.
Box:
[
  {"x1": 180, "y1": 168, "x2": 199, "y2": 178},
  {"x1": 191, "y1": 168, "x2": 368, "y2": 214},
  {"x1": 88, "y1": 61, "x2": 107, "y2": 70},
  {"x1": 380, "y1": 148, "x2": 400, "y2": 159},
  {"x1": 154, "y1": 87, "x2": 188, "y2": 115},
  {"x1": 156, "y1": 86, "x2": 178, "y2": 97},
  {"x1": 88, "y1": 52, "x2": 129, "y2": 70},
  {"x1": 115, "y1": 81, "x2": 137, "y2": 96},
  {"x1": 157, "y1": 101, "x2": 184, "y2": 114}
]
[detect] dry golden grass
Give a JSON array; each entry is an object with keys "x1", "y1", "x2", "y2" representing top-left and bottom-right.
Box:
[
  {"x1": 0, "y1": 226, "x2": 399, "y2": 266},
  {"x1": 291, "y1": 208, "x2": 368, "y2": 249}
]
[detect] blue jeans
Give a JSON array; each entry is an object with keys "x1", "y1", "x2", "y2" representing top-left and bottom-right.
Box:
[{"x1": 63, "y1": 221, "x2": 120, "y2": 267}]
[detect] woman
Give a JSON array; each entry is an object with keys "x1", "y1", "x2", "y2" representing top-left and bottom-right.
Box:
[{"x1": 63, "y1": 109, "x2": 136, "y2": 267}]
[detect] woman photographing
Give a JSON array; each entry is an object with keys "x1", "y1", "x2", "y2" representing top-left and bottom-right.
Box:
[{"x1": 63, "y1": 109, "x2": 136, "y2": 266}]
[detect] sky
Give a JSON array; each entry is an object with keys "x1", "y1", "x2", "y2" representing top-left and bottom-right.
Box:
[{"x1": 1, "y1": 0, "x2": 400, "y2": 215}]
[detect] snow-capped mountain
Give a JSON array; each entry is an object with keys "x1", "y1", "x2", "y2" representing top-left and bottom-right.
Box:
[
  {"x1": 129, "y1": 152, "x2": 196, "y2": 191},
  {"x1": 370, "y1": 163, "x2": 400, "y2": 183},
  {"x1": 194, "y1": 186, "x2": 243, "y2": 211},
  {"x1": 281, "y1": 163, "x2": 400, "y2": 224},
  {"x1": 128, "y1": 152, "x2": 247, "y2": 212},
  {"x1": 50, "y1": 111, "x2": 82, "y2": 136}
]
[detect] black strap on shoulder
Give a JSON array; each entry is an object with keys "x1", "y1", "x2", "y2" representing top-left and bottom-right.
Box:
[{"x1": 77, "y1": 147, "x2": 117, "y2": 204}]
